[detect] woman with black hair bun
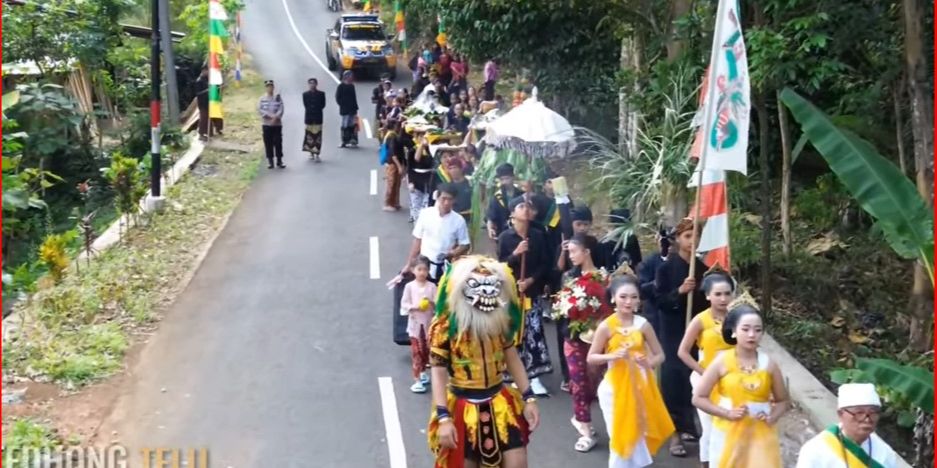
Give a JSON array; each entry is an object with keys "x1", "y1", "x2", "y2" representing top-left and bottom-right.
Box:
[
  {"x1": 676, "y1": 269, "x2": 736, "y2": 467},
  {"x1": 588, "y1": 274, "x2": 674, "y2": 467},
  {"x1": 691, "y1": 298, "x2": 790, "y2": 468}
]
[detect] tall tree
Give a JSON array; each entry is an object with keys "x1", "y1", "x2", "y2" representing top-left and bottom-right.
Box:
[{"x1": 902, "y1": 0, "x2": 934, "y2": 353}]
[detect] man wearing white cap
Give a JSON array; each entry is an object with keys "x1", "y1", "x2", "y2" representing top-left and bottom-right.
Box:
[{"x1": 795, "y1": 383, "x2": 899, "y2": 468}]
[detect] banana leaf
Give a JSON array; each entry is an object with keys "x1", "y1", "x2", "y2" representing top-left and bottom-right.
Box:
[
  {"x1": 858, "y1": 359, "x2": 934, "y2": 413},
  {"x1": 780, "y1": 88, "x2": 935, "y2": 284}
]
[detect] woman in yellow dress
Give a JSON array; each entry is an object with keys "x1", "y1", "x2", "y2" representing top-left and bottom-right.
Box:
[
  {"x1": 587, "y1": 275, "x2": 675, "y2": 467},
  {"x1": 677, "y1": 270, "x2": 735, "y2": 467},
  {"x1": 692, "y1": 301, "x2": 790, "y2": 468}
]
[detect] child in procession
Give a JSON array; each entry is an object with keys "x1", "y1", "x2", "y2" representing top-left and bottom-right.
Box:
[
  {"x1": 588, "y1": 275, "x2": 675, "y2": 467},
  {"x1": 691, "y1": 302, "x2": 790, "y2": 467},
  {"x1": 677, "y1": 270, "x2": 736, "y2": 467},
  {"x1": 400, "y1": 256, "x2": 438, "y2": 393}
]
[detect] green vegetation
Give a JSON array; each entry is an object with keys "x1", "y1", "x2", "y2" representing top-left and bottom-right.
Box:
[
  {"x1": 4, "y1": 419, "x2": 60, "y2": 455},
  {"x1": 1, "y1": 0, "x2": 243, "y2": 301},
  {"x1": 398, "y1": 0, "x2": 932, "y2": 462}
]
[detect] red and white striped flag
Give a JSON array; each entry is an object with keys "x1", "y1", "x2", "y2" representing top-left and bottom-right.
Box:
[{"x1": 688, "y1": 169, "x2": 730, "y2": 270}]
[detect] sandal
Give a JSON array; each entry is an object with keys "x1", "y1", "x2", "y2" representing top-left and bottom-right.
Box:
[
  {"x1": 680, "y1": 432, "x2": 699, "y2": 443},
  {"x1": 574, "y1": 435, "x2": 597, "y2": 452},
  {"x1": 669, "y1": 441, "x2": 687, "y2": 457},
  {"x1": 570, "y1": 417, "x2": 597, "y2": 437}
]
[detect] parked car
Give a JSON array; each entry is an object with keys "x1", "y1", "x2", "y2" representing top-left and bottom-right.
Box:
[{"x1": 325, "y1": 16, "x2": 397, "y2": 79}]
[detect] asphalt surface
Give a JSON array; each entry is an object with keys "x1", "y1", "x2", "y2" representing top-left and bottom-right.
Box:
[{"x1": 99, "y1": 1, "x2": 699, "y2": 466}]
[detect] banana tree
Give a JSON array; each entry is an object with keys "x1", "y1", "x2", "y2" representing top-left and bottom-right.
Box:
[{"x1": 780, "y1": 88, "x2": 935, "y2": 284}]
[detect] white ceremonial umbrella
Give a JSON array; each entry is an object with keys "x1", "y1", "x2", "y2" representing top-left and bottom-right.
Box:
[{"x1": 483, "y1": 88, "x2": 576, "y2": 158}]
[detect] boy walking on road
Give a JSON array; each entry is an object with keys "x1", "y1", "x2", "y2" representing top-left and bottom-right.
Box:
[{"x1": 258, "y1": 80, "x2": 285, "y2": 169}]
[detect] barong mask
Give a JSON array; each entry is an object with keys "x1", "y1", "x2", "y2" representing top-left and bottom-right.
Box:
[
  {"x1": 437, "y1": 256, "x2": 523, "y2": 342},
  {"x1": 462, "y1": 270, "x2": 504, "y2": 313}
]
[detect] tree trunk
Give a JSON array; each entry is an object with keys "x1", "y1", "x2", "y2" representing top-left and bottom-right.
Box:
[
  {"x1": 777, "y1": 90, "x2": 793, "y2": 256},
  {"x1": 903, "y1": 0, "x2": 934, "y2": 352},
  {"x1": 666, "y1": 0, "x2": 691, "y2": 61},
  {"x1": 913, "y1": 408, "x2": 934, "y2": 468},
  {"x1": 756, "y1": 93, "x2": 773, "y2": 317},
  {"x1": 618, "y1": 33, "x2": 641, "y2": 159},
  {"x1": 893, "y1": 78, "x2": 909, "y2": 177}
]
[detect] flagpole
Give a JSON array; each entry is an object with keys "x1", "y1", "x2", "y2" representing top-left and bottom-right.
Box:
[{"x1": 687, "y1": 0, "x2": 729, "y2": 327}]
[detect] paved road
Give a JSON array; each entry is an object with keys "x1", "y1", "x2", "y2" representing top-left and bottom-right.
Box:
[{"x1": 99, "y1": 1, "x2": 699, "y2": 466}]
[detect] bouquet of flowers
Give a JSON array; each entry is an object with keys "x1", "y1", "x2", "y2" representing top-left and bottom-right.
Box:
[{"x1": 551, "y1": 269, "x2": 612, "y2": 342}]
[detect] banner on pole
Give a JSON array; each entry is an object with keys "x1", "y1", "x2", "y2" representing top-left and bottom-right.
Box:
[
  {"x1": 691, "y1": 0, "x2": 750, "y2": 175},
  {"x1": 208, "y1": 0, "x2": 228, "y2": 119}
]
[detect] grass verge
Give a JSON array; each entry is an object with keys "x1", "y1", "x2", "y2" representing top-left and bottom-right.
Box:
[{"x1": 2, "y1": 63, "x2": 264, "y2": 389}]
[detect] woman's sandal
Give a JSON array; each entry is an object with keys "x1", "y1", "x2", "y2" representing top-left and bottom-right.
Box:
[
  {"x1": 570, "y1": 417, "x2": 597, "y2": 436},
  {"x1": 574, "y1": 435, "x2": 597, "y2": 453},
  {"x1": 680, "y1": 432, "x2": 699, "y2": 443}
]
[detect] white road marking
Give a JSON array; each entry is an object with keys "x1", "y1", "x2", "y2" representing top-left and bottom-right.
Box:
[
  {"x1": 369, "y1": 236, "x2": 381, "y2": 279},
  {"x1": 362, "y1": 118, "x2": 373, "y2": 139},
  {"x1": 378, "y1": 377, "x2": 408, "y2": 468},
  {"x1": 370, "y1": 169, "x2": 378, "y2": 195},
  {"x1": 280, "y1": 0, "x2": 341, "y2": 84}
]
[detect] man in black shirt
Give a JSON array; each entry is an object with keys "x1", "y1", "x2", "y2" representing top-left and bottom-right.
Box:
[
  {"x1": 302, "y1": 78, "x2": 326, "y2": 161},
  {"x1": 194, "y1": 66, "x2": 209, "y2": 141},
  {"x1": 485, "y1": 163, "x2": 522, "y2": 239},
  {"x1": 600, "y1": 208, "x2": 643, "y2": 274},
  {"x1": 335, "y1": 70, "x2": 359, "y2": 147},
  {"x1": 372, "y1": 77, "x2": 392, "y2": 131},
  {"x1": 406, "y1": 135, "x2": 434, "y2": 223},
  {"x1": 497, "y1": 197, "x2": 553, "y2": 395},
  {"x1": 447, "y1": 160, "x2": 472, "y2": 221}
]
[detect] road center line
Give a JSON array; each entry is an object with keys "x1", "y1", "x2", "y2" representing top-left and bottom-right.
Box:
[
  {"x1": 362, "y1": 118, "x2": 373, "y2": 139},
  {"x1": 279, "y1": 0, "x2": 341, "y2": 84},
  {"x1": 369, "y1": 236, "x2": 381, "y2": 279},
  {"x1": 370, "y1": 169, "x2": 378, "y2": 195},
  {"x1": 378, "y1": 377, "x2": 408, "y2": 468}
]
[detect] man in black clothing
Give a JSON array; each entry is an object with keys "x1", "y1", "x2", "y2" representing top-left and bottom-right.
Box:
[
  {"x1": 335, "y1": 70, "x2": 359, "y2": 147},
  {"x1": 655, "y1": 217, "x2": 709, "y2": 455},
  {"x1": 600, "y1": 208, "x2": 643, "y2": 274},
  {"x1": 372, "y1": 77, "x2": 392, "y2": 129},
  {"x1": 556, "y1": 205, "x2": 605, "y2": 272},
  {"x1": 639, "y1": 227, "x2": 672, "y2": 337},
  {"x1": 302, "y1": 78, "x2": 326, "y2": 161},
  {"x1": 194, "y1": 66, "x2": 210, "y2": 141},
  {"x1": 497, "y1": 196, "x2": 553, "y2": 395},
  {"x1": 485, "y1": 163, "x2": 523, "y2": 239}
]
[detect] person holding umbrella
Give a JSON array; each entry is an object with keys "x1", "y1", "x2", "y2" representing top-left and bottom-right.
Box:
[{"x1": 498, "y1": 196, "x2": 552, "y2": 397}]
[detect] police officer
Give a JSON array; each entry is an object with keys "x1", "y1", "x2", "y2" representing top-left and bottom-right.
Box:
[{"x1": 258, "y1": 80, "x2": 285, "y2": 169}]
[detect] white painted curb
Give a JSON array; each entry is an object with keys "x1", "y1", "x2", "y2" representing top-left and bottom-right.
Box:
[{"x1": 763, "y1": 333, "x2": 913, "y2": 468}]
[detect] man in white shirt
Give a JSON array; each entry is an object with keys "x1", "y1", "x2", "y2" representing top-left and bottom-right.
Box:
[
  {"x1": 795, "y1": 383, "x2": 899, "y2": 468},
  {"x1": 402, "y1": 183, "x2": 471, "y2": 282}
]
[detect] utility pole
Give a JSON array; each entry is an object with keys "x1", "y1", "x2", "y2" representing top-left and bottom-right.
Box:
[
  {"x1": 149, "y1": 0, "x2": 163, "y2": 204},
  {"x1": 158, "y1": 0, "x2": 180, "y2": 124}
]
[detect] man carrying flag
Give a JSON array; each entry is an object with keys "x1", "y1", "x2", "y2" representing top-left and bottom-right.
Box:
[{"x1": 661, "y1": 0, "x2": 752, "y2": 459}]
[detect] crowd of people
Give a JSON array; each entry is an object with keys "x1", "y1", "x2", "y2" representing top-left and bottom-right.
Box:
[{"x1": 250, "y1": 34, "x2": 903, "y2": 467}]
